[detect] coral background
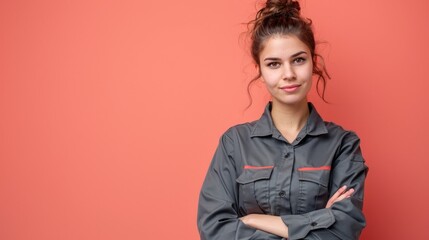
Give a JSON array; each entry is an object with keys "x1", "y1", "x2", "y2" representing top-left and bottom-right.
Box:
[{"x1": 1, "y1": 0, "x2": 428, "y2": 239}]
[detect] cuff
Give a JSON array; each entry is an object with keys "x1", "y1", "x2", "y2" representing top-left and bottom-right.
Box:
[{"x1": 281, "y1": 208, "x2": 335, "y2": 240}]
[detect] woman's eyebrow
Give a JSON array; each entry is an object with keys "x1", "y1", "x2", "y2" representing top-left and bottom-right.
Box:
[
  {"x1": 264, "y1": 57, "x2": 281, "y2": 61},
  {"x1": 264, "y1": 51, "x2": 308, "y2": 61}
]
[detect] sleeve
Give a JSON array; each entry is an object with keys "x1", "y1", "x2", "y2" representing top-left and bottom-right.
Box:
[
  {"x1": 281, "y1": 132, "x2": 369, "y2": 240},
  {"x1": 197, "y1": 131, "x2": 281, "y2": 240}
]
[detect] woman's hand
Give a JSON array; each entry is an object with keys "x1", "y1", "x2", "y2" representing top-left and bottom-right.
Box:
[
  {"x1": 326, "y1": 185, "x2": 354, "y2": 208},
  {"x1": 240, "y1": 214, "x2": 289, "y2": 238}
]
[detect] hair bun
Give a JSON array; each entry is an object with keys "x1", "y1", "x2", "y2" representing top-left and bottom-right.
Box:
[{"x1": 264, "y1": 0, "x2": 301, "y2": 18}]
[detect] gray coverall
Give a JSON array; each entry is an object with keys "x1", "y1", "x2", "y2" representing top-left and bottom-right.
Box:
[{"x1": 197, "y1": 102, "x2": 368, "y2": 240}]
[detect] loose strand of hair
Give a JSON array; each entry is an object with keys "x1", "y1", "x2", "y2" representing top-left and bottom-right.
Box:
[
  {"x1": 314, "y1": 53, "x2": 331, "y2": 103},
  {"x1": 245, "y1": 72, "x2": 262, "y2": 110}
]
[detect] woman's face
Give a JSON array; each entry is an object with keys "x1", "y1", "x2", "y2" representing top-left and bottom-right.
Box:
[{"x1": 259, "y1": 35, "x2": 313, "y2": 107}]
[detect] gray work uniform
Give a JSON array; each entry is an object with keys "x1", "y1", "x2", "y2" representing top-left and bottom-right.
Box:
[{"x1": 197, "y1": 102, "x2": 368, "y2": 240}]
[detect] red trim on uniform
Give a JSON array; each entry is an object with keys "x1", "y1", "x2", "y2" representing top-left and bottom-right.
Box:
[
  {"x1": 298, "y1": 166, "x2": 331, "y2": 171},
  {"x1": 244, "y1": 165, "x2": 274, "y2": 170}
]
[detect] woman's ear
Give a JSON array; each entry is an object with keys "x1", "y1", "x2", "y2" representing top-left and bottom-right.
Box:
[{"x1": 312, "y1": 56, "x2": 317, "y2": 74}]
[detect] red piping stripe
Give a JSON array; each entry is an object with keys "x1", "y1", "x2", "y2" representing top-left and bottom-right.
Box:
[
  {"x1": 244, "y1": 165, "x2": 274, "y2": 170},
  {"x1": 298, "y1": 166, "x2": 331, "y2": 171}
]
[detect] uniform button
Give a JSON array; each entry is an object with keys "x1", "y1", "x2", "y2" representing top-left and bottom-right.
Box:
[
  {"x1": 311, "y1": 222, "x2": 318, "y2": 227},
  {"x1": 284, "y1": 153, "x2": 290, "y2": 158},
  {"x1": 296, "y1": 137, "x2": 301, "y2": 141},
  {"x1": 279, "y1": 191, "x2": 286, "y2": 197}
]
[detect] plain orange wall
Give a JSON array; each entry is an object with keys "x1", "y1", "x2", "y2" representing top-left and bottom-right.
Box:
[{"x1": 1, "y1": 0, "x2": 429, "y2": 239}]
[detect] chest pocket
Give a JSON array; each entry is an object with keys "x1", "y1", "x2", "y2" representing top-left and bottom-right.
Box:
[
  {"x1": 236, "y1": 168, "x2": 273, "y2": 214},
  {"x1": 297, "y1": 167, "x2": 330, "y2": 214}
]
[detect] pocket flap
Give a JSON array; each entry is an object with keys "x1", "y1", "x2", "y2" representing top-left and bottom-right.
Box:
[
  {"x1": 236, "y1": 167, "x2": 273, "y2": 184},
  {"x1": 298, "y1": 168, "x2": 330, "y2": 187}
]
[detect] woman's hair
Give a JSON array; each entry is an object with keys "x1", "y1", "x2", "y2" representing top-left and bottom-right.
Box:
[{"x1": 246, "y1": 0, "x2": 330, "y2": 107}]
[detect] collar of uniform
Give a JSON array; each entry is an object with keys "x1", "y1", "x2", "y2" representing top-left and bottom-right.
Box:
[
  {"x1": 250, "y1": 102, "x2": 328, "y2": 138},
  {"x1": 250, "y1": 102, "x2": 276, "y2": 137},
  {"x1": 305, "y1": 102, "x2": 328, "y2": 136}
]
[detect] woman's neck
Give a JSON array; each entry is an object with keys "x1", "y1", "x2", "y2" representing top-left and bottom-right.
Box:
[{"x1": 270, "y1": 100, "x2": 310, "y2": 141}]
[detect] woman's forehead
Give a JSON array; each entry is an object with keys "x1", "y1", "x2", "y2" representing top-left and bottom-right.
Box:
[{"x1": 260, "y1": 35, "x2": 311, "y2": 59}]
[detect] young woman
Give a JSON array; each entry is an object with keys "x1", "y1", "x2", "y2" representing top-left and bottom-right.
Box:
[{"x1": 197, "y1": 0, "x2": 368, "y2": 239}]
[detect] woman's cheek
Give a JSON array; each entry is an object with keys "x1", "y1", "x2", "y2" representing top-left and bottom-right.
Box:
[{"x1": 261, "y1": 70, "x2": 280, "y2": 88}]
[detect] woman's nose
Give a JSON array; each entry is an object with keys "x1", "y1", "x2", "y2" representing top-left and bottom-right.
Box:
[{"x1": 282, "y1": 64, "x2": 296, "y2": 80}]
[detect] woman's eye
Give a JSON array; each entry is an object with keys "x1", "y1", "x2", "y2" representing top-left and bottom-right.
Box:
[
  {"x1": 293, "y1": 57, "x2": 306, "y2": 64},
  {"x1": 267, "y1": 62, "x2": 281, "y2": 68}
]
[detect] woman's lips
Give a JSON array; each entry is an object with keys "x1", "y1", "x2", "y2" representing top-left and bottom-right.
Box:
[{"x1": 281, "y1": 84, "x2": 301, "y2": 93}]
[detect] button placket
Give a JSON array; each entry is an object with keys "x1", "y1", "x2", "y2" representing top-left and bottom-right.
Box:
[
  {"x1": 284, "y1": 152, "x2": 290, "y2": 158},
  {"x1": 274, "y1": 145, "x2": 294, "y2": 215},
  {"x1": 283, "y1": 145, "x2": 292, "y2": 160}
]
